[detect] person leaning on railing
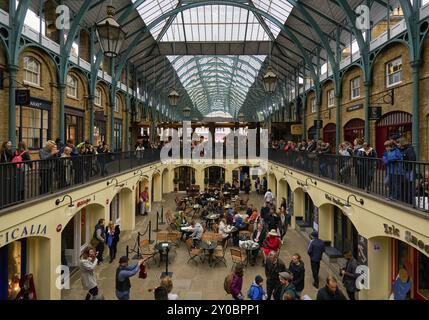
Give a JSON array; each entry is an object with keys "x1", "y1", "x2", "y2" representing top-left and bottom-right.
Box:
[{"x1": 39, "y1": 140, "x2": 59, "y2": 195}]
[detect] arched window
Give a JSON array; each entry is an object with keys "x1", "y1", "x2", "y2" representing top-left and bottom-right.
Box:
[
  {"x1": 114, "y1": 96, "x2": 120, "y2": 112},
  {"x1": 23, "y1": 56, "x2": 41, "y2": 86},
  {"x1": 94, "y1": 88, "x2": 102, "y2": 106},
  {"x1": 66, "y1": 74, "x2": 78, "y2": 98}
]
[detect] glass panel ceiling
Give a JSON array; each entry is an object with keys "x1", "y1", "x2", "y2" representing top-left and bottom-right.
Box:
[
  {"x1": 167, "y1": 55, "x2": 265, "y2": 115},
  {"x1": 133, "y1": 0, "x2": 293, "y2": 41}
]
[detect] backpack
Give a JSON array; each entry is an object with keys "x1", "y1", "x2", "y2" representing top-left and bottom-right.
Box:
[
  {"x1": 12, "y1": 151, "x2": 26, "y2": 169},
  {"x1": 224, "y1": 273, "x2": 234, "y2": 294}
]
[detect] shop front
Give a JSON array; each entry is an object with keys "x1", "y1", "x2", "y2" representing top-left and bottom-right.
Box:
[
  {"x1": 304, "y1": 193, "x2": 318, "y2": 230},
  {"x1": 376, "y1": 111, "x2": 412, "y2": 157},
  {"x1": 205, "y1": 166, "x2": 225, "y2": 187},
  {"x1": 0, "y1": 239, "x2": 27, "y2": 300},
  {"x1": 333, "y1": 206, "x2": 359, "y2": 257},
  {"x1": 16, "y1": 97, "x2": 51, "y2": 150},
  {"x1": 94, "y1": 111, "x2": 107, "y2": 146},
  {"x1": 343, "y1": 118, "x2": 364, "y2": 144},
  {"x1": 391, "y1": 238, "x2": 429, "y2": 300},
  {"x1": 65, "y1": 106, "x2": 84, "y2": 144},
  {"x1": 323, "y1": 123, "x2": 336, "y2": 153}
]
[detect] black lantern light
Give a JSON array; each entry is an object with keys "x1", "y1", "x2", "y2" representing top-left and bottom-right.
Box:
[
  {"x1": 263, "y1": 65, "x2": 278, "y2": 93},
  {"x1": 95, "y1": 6, "x2": 126, "y2": 58}
]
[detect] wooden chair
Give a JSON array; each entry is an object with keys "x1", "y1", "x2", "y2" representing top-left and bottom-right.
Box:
[
  {"x1": 239, "y1": 230, "x2": 251, "y2": 240},
  {"x1": 140, "y1": 239, "x2": 157, "y2": 264},
  {"x1": 230, "y1": 248, "x2": 246, "y2": 270},
  {"x1": 156, "y1": 231, "x2": 169, "y2": 242},
  {"x1": 201, "y1": 232, "x2": 216, "y2": 242},
  {"x1": 213, "y1": 240, "x2": 228, "y2": 267},
  {"x1": 185, "y1": 238, "x2": 203, "y2": 265}
]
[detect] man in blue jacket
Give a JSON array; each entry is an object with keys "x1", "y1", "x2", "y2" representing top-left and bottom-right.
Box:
[
  {"x1": 115, "y1": 256, "x2": 144, "y2": 300},
  {"x1": 307, "y1": 231, "x2": 325, "y2": 288}
]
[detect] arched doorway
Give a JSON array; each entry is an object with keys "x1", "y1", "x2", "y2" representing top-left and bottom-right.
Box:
[
  {"x1": 308, "y1": 126, "x2": 316, "y2": 140},
  {"x1": 333, "y1": 206, "x2": 358, "y2": 258},
  {"x1": 136, "y1": 178, "x2": 150, "y2": 216},
  {"x1": 323, "y1": 123, "x2": 336, "y2": 152},
  {"x1": 174, "y1": 166, "x2": 196, "y2": 191},
  {"x1": 232, "y1": 166, "x2": 250, "y2": 190},
  {"x1": 376, "y1": 111, "x2": 412, "y2": 157},
  {"x1": 204, "y1": 166, "x2": 225, "y2": 187},
  {"x1": 343, "y1": 118, "x2": 364, "y2": 144},
  {"x1": 304, "y1": 193, "x2": 317, "y2": 230},
  {"x1": 61, "y1": 204, "x2": 105, "y2": 270},
  {"x1": 389, "y1": 238, "x2": 429, "y2": 300}
]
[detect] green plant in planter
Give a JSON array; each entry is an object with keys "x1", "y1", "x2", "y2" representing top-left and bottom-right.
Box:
[
  {"x1": 191, "y1": 177, "x2": 196, "y2": 185},
  {"x1": 218, "y1": 177, "x2": 225, "y2": 186},
  {"x1": 204, "y1": 177, "x2": 209, "y2": 185}
]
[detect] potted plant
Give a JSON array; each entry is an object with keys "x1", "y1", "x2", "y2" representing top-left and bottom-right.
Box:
[
  {"x1": 204, "y1": 177, "x2": 209, "y2": 187},
  {"x1": 218, "y1": 177, "x2": 225, "y2": 188},
  {"x1": 173, "y1": 177, "x2": 179, "y2": 192}
]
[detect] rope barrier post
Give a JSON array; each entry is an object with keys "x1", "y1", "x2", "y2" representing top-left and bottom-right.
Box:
[
  {"x1": 126, "y1": 245, "x2": 129, "y2": 259},
  {"x1": 153, "y1": 211, "x2": 161, "y2": 232},
  {"x1": 161, "y1": 246, "x2": 173, "y2": 279},
  {"x1": 148, "y1": 220, "x2": 154, "y2": 244},
  {"x1": 159, "y1": 206, "x2": 165, "y2": 225}
]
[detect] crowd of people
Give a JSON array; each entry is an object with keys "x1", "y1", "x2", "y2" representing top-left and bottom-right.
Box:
[{"x1": 270, "y1": 135, "x2": 422, "y2": 204}]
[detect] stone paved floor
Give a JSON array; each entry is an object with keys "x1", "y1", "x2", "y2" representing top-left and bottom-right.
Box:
[{"x1": 62, "y1": 192, "x2": 344, "y2": 300}]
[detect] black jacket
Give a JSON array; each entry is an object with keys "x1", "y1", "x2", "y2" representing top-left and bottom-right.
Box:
[
  {"x1": 265, "y1": 258, "x2": 286, "y2": 282},
  {"x1": 289, "y1": 261, "x2": 305, "y2": 292},
  {"x1": 316, "y1": 286, "x2": 347, "y2": 300},
  {"x1": 342, "y1": 257, "x2": 360, "y2": 292},
  {"x1": 260, "y1": 206, "x2": 270, "y2": 221},
  {"x1": 308, "y1": 238, "x2": 325, "y2": 262}
]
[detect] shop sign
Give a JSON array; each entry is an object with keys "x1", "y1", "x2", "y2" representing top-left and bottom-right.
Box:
[
  {"x1": 369, "y1": 106, "x2": 382, "y2": 120},
  {"x1": 325, "y1": 193, "x2": 345, "y2": 206},
  {"x1": 16, "y1": 89, "x2": 30, "y2": 106},
  {"x1": 383, "y1": 223, "x2": 429, "y2": 254},
  {"x1": 0, "y1": 224, "x2": 47, "y2": 246},
  {"x1": 76, "y1": 198, "x2": 91, "y2": 208},
  {"x1": 291, "y1": 124, "x2": 303, "y2": 135},
  {"x1": 346, "y1": 104, "x2": 363, "y2": 112}
]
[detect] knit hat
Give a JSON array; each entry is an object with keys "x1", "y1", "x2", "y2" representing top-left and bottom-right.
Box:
[
  {"x1": 255, "y1": 275, "x2": 263, "y2": 284},
  {"x1": 279, "y1": 271, "x2": 292, "y2": 281}
]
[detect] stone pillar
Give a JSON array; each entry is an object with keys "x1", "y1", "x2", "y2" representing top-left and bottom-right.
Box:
[
  {"x1": 318, "y1": 204, "x2": 334, "y2": 244},
  {"x1": 120, "y1": 188, "x2": 135, "y2": 231},
  {"x1": 292, "y1": 188, "x2": 305, "y2": 230},
  {"x1": 195, "y1": 166, "x2": 205, "y2": 190}
]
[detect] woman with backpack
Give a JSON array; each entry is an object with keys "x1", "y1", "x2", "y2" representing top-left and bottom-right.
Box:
[
  {"x1": 13, "y1": 142, "x2": 30, "y2": 203},
  {"x1": 225, "y1": 264, "x2": 245, "y2": 300}
]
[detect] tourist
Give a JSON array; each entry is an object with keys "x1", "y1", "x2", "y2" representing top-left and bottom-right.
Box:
[
  {"x1": 262, "y1": 177, "x2": 267, "y2": 194},
  {"x1": 338, "y1": 142, "x2": 353, "y2": 184},
  {"x1": 1, "y1": 140, "x2": 13, "y2": 163},
  {"x1": 160, "y1": 276, "x2": 179, "y2": 300},
  {"x1": 278, "y1": 205, "x2": 287, "y2": 241},
  {"x1": 261, "y1": 229, "x2": 281, "y2": 263},
  {"x1": 79, "y1": 247, "x2": 98, "y2": 300},
  {"x1": 382, "y1": 140, "x2": 403, "y2": 200},
  {"x1": 247, "y1": 275, "x2": 267, "y2": 300},
  {"x1": 279, "y1": 271, "x2": 298, "y2": 300},
  {"x1": 316, "y1": 276, "x2": 347, "y2": 300},
  {"x1": 97, "y1": 141, "x2": 109, "y2": 176},
  {"x1": 288, "y1": 253, "x2": 305, "y2": 296},
  {"x1": 356, "y1": 142, "x2": 377, "y2": 192},
  {"x1": 106, "y1": 221, "x2": 120, "y2": 263},
  {"x1": 390, "y1": 266, "x2": 412, "y2": 300},
  {"x1": 218, "y1": 218, "x2": 232, "y2": 245},
  {"x1": 139, "y1": 187, "x2": 149, "y2": 216},
  {"x1": 250, "y1": 222, "x2": 267, "y2": 266},
  {"x1": 244, "y1": 176, "x2": 251, "y2": 194},
  {"x1": 39, "y1": 140, "x2": 59, "y2": 194},
  {"x1": 340, "y1": 250, "x2": 360, "y2": 300},
  {"x1": 307, "y1": 231, "x2": 325, "y2": 288},
  {"x1": 353, "y1": 138, "x2": 365, "y2": 188},
  {"x1": 189, "y1": 220, "x2": 204, "y2": 247},
  {"x1": 398, "y1": 137, "x2": 416, "y2": 204},
  {"x1": 92, "y1": 219, "x2": 106, "y2": 264},
  {"x1": 260, "y1": 201, "x2": 271, "y2": 222},
  {"x1": 264, "y1": 251, "x2": 286, "y2": 300},
  {"x1": 230, "y1": 264, "x2": 244, "y2": 300},
  {"x1": 13, "y1": 141, "x2": 31, "y2": 201},
  {"x1": 264, "y1": 188, "x2": 273, "y2": 204},
  {"x1": 153, "y1": 286, "x2": 168, "y2": 300},
  {"x1": 265, "y1": 207, "x2": 280, "y2": 234},
  {"x1": 115, "y1": 256, "x2": 145, "y2": 300}
]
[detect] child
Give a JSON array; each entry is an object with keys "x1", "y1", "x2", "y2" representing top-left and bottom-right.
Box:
[{"x1": 247, "y1": 275, "x2": 267, "y2": 300}]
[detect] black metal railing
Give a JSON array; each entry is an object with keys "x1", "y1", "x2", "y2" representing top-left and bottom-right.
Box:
[
  {"x1": 269, "y1": 150, "x2": 429, "y2": 214},
  {"x1": 0, "y1": 149, "x2": 160, "y2": 210}
]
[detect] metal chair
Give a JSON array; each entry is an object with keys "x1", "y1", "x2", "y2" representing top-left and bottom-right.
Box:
[
  {"x1": 156, "y1": 231, "x2": 169, "y2": 242},
  {"x1": 230, "y1": 248, "x2": 246, "y2": 271},
  {"x1": 139, "y1": 239, "x2": 157, "y2": 264},
  {"x1": 185, "y1": 238, "x2": 204, "y2": 265},
  {"x1": 213, "y1": 240, "x2": 228, "y2": 268}
]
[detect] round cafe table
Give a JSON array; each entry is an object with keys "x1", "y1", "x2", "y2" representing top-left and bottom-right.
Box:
[
  {"x1": 239, "y1": 240, "x2": 260, "y2": 266},
  {"x1": 199, "y1": 240, "x2": 218, "y2": 267},
  {"x1": 206, "y1": 213, "x2": 220, "y2": 230}
]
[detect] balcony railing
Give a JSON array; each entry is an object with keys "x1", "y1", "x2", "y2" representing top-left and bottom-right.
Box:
[
  {"x1": 0, "y1": 150, "x2": 160, "y2": 210},
  {"x1": 269, "y1": 150, "x2": 429, "y2": 214}
]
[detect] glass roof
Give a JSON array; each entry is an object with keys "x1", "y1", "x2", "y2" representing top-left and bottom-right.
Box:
[
  {"x1": 167, "y1": 55, "x2": 265, "y2": 116},
  {"x1": 133, "y1": 0, "x2": 293, "y2": 41}
]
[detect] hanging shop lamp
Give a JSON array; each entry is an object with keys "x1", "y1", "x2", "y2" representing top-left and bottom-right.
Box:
[
  {"x1": 95, "y1": 6, "x2": 126, "y2": 58},
  {"x1": 263, "y1": 65, "x2": 278, "y2": 93},
  {"x1": 238, "y1": 112, "x2": 245, "y2": 123},
  {"x1": 168, "y1": 89, "x2": 180, "y2": 106},
  {"x1": 182, "y1": 106, "x2": 191, "y2": 118}
]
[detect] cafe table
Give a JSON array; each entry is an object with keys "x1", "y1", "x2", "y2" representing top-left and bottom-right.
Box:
[{"x1": 199, "y1": 240, "x2": 218, "y2": 267}]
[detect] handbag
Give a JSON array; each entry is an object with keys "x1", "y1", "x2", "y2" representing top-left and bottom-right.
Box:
[{"x1": 90, "y1": 237, "x2": 100, "y2": 248}]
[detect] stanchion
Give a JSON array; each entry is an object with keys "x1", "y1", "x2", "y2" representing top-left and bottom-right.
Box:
[
  {"x1": 126, "y1": 245, "x2": 129, "y2": 259},
  {"x1": 160, "y1": 246, "x2": 173, "y2": 279},
  {"x1": 153, "y1": 211, "x2": 161, "y2": 232},
  {"x1": 131, "y1": 232, "x2": 142, "y2": 259},
  {"x1": 148, "y1": 221, "x2": 154, "y2": 244},
  {"x1": 159, "y1": 206, "x2": 165, "y2": 225}
]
